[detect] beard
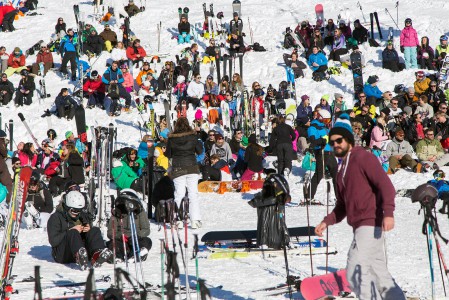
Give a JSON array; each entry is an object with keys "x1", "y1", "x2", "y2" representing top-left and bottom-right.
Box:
[{"x1": 333, "y1": 144, "x2": 351, "y2": 158}]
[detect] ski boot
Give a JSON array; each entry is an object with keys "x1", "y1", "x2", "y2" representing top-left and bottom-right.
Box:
[
  {"x1": 91, "y1": 248, "x2": 113, "y2": 268},
  {"x1": 76, "y1": 247, "x2": 89, "y2": 270}
]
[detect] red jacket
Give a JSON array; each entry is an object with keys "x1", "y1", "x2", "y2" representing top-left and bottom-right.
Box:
[
  {"x1": 0, "y1": 6, "x2": 15, "y2": 26},
  {"x1": 36, "y1": 51, "x2": 54, "y2": 65},
  {"x1": 8, "y1": 52, "x2": 25, "y2": 68},
  {"x1": 322, "y1": 146, "x2": 395, "y2": 230},
  {"x1": 252, "y1": 96, "x2": 265, "y2": 114},
  {"x1": 83, "y1": 76, "x2": 106, "y2": 94},
  {"x1": 126, "y1": 46, "x2": 147, "y2": 61}
]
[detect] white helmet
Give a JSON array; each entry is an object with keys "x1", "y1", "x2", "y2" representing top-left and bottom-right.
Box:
[
  {"x1": 112, "y1": 158, "x2": 123, "y2": 168},
  {"x1": 143, "y1": 80, "x2": 151, "y2": 87},
  {"x1": 177, "y1": 75, "x2": 185, "y2": 83},
  {"x1": 65, "y1": 191, "x2": 85, "y2": 209},
  {"x1": 318, "y1": 109, "x2": 331, "y2": 119}
]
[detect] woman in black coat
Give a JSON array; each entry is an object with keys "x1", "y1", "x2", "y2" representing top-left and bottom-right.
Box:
[
  {"x1": 49, "y1": 143, "x2": 85, "y2": 196},
  {"x1": 55, "y1": 17, "x2": 67, "y2": 35},
  {"x1": 165, "y1": 117, "x2": 203, "y2": 228},
  {"x1": 270, "y1": 116, "x2": 296, "y2": 176},
  {"x1": 382, "y1": 42, "x2": 405, "y2": 72},
  {"x1": 14, "y1": 69, "x2": 35, "y2": 106},
  {"x1": 84, "y1": 30, "x2": 104, "y2": 56}
]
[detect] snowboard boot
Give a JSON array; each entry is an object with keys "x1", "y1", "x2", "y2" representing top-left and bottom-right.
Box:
[
  {"x1": 91, "y1": 248, "x2": 113, "y2": 268},
  {"x1": 128, "y1": 247, "x2": 149, "y2": 263},
  {"x1": 191, "y1": 220, "x2": 202, "y2": 229},
  {"x1": 283, "y1": 168, "x2": 291, "y2": 178},
  {"x1": 76, "y1": 247, "x2": 89, "y2": 270}
]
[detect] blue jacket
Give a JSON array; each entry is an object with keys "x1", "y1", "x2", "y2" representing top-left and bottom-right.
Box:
[
  {"x1": 137, "y1": 141, "x2": 148, "y2": 159},
  {"x1": 60, "y1": 34, "x2": 78, "y2": 54},
  {"x1": 307, "y1": 120, "x2": 331, "y2": 151},
  {"x1": 102, "y1": 66, "x2": 125, "y2": 85},
  {"x1": 196, "y1": 139, "x2": 205, "y2": 164},
  {"x1": 363, "y1": 83, "x2": 383, "y2": 99},
  {"x1": 296, "y1": 103, "x2": 312, "y2": 123},
  {"x1": 307, "y1": 52, "x2": 328, "y2": 71},
  {"x1": 428, "y1": 179, "x2": 449, "y2": 197}
]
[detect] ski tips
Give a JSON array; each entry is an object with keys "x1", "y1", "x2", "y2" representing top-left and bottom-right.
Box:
[{"x1": 18, "y1": 113, "x2": 25, "y2": 121}]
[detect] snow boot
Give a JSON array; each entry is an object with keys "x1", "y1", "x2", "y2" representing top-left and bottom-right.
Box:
[{"x1": 191, "y1": 220, "x2": 202, "y2": 229}]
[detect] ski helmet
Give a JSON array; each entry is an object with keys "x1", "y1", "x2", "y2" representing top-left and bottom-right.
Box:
[
  {"x1": 47, "y1": 129, "x2": 57, "y2": 139},
  {"x1": 30, "y1": 170, "x2": 41, "y2": 186},
  {"x1": 116, "y1": 189, "x2": 142, "y2": 214},
  {"x1": 90, "y1": 70, "x2": 98, "y2": 79},
  {"x1": 20, "y1": 69, "x2": 29, "y2": 76},
  {"x1": 268, "y1": 173, "x2": 290, "y2": 196},
  {"x1": 64, "y1": 191, "x2": 86, "y2": 210},
  {"x1": 318, "y1": 109, "x2": 331, "y2": 120},
  {"x1": 177, "y1": 75, "x2": 185, "y2": 83},
  {"x1": 404, "y1": 18, "x2": 412, "y2": 25},
  {"x1": 411, "y1": 183, "x2": 438, "y2": 204},
  {"x1": 434, "y1": 170, "x2": 446, "y2": 180},
  {"x1": 440, "y1": 35, "x2": 448, "y2": 42}
]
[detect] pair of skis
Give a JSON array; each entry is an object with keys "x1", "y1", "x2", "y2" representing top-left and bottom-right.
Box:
[{"x1": 370, "y1": 12, "x2": 383, "y2": 41}]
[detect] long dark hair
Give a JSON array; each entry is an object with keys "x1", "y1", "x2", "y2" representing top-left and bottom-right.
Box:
[
  {"x1": 173, "y1": 117, "x2": 194, "y2": 134},
  {"x1": 23, "y1": 142, "x2": 34, "y2": 160}
]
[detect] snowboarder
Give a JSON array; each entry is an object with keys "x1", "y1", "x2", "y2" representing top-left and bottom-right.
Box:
[
  {"x1": 315, "y1": 115, "x2": 406, "y2": 299},
  {"x1": 47, "y1": 190, "x2": 112, "y2": 270}
]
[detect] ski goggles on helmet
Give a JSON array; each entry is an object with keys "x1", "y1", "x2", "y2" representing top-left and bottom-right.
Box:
[
  {"x1": 434, "y1": 170, "x2": 446, "y2": 180},
  {"x1": 66, "y1": 185, "x2": 81, "y2": 192},
  {"x1": 69, "y1": 208, "x2": 82, "y2": 214}
]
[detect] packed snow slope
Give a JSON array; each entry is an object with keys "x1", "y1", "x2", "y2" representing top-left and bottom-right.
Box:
[{"x1": 1, "y1": 0, "x2": 449, "y2": 298}]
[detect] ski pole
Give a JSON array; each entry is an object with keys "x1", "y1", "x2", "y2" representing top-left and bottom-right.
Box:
[
  {"x1": 193, "y1": 234, "x2": 200, "y2": 300},
  {"x1": 426, "y1": 217, "x2": 435, "y2": 300},
  {"x1": 325, "y1": 180, "x2": 330, "y2": 274},
  {"x1": 183, "y1": 199, "x2": 191, "y2": 300},
  {"x1": 128, "y1": 211, "x2": 141, "y2": 293},
  {"x1": 385, "y1": 8, "x2": 399, "y2": 30},
  {"x1": 160, "y1": 239, "x2": 165, "y2": 299},
  {"x1": 395, "y1": 1, "x2": 399, "y2": 28},
  {"x1": 121, "y1": 218, "x2": 129, "y2": 274},
  {"x1": 306, "y1": 157, "x2": 314, "y2": 276},
  {"x1": 279, "y1": 208, "x2": 292, "y2": 300},
  {"x1": 435, "y1": 235, "x2": 447, "y2": 296},
  {"x1": 130, "y1": 209, "x2": 146, "y2": 288},
  {"x1": 357, "y1": 2, "x2": 366, "y2": 23}
]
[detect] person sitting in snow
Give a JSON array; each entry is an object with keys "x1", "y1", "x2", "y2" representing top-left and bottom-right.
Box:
[
  {"x1": 4, "y1": 47, "x2": 26, "y2": 78},
  {"x1": 54, "y1": 88, "x2": 78, "y2": 120},
  {"x1": 428, "y1": 170, "x2": 449, "y2": 215},
  {"x1": 417, "y1": 36, "x2": 435, "y2": 71},
  {"x1": 385, "y1": 128, "x2": 422, "y2": 174},
  {"x1": 111, "y1": 159, "x2": 144, "y2": 192},
  {"x1": 121, "y1": 148, "x2": 146, "y2": 176},
  {"x1": 83, "y1": 71, "x2": 106, "y2": 109},
  {"x1": 414, "y1": 70, "x2": 431, "y2": 98},
  {"x1": 363, "y1": 75, "x2": 383, "y2": 106},
  {"x1": 200, "y1": 154, "x2": 232, "y2": 182},
  {"x1": 283, "y1": 49, "x2": 307, "y2": 78},
  {"x1": 307, "y1": 46, "x2": 328, "y2": 81},
  {"x1": 23, "y1": 171, "x2": 54, "y2": 229},
  {"x1": 382, "y1": 40, "x2": 405, "y2": 72},
  {"x1": 47, "y1": 189, "x2": 112, "y2": 270},
  {"x1": 124, "y1": 0, "x2": 140, "y2": 17},
  {"x1": 99, "y1": 24, "x2": 118, "y2": 53}
]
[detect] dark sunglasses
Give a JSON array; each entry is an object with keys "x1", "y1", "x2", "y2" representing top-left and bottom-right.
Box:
[
  {"x1": 362, "y1": 110, "x2": 368, "y2": 113},
  {"x1": 441, "y1": 107, "x2": 448, "y2": 109},
  {"x1": 69, "y1": 208, "x2": 82, "y2": 214},
  {"x1": 391, "y1": 102, "x2": 398, "y2": 105},
  {"x1": 67, "y1": 185, "x2": 81, "y2": 192},
  {"x1": 209, "y1": 134, "x2": 215, "y2": 137},
  {"x1": 329, "y1": 137, "x2": 344, "y2": 146},
  {"x1": 359, "y1": 95, "x2": 366, "y2": 98}
]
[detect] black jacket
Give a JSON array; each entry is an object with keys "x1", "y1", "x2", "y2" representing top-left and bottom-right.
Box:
[
  {"x1": 27, "y1": 185, "x2": 53, "y2": 213},
  {"x1": 271, "y1": 123, "x2": 296, "y2": 146},
  {"x1": 18, "y1": 76, "x2": 35, "y2": 93},
  {"x1": 60, "y1": 152, "x2": 84, "y2": 184},
  {"x1": 426, "y1": 88, "x2": 447, "y2": 111},
  {"x1": 230, "y1": 36, "x2": 245, "y2": 53},
  {"x1": 107, "y1": 210, "x2": 150, "y2": 239},
  {"x1": 0, "y1": 79, "x2": 14, "y2": 95},
  {"x1": 47, "y1": 204, "x2": 91, "y2": 248},
  {"x1": 165, "y1": 131, "x2": 202, "y2": 178},
  {"x1": 352, "y1": 24, "x2": 369, "y2": 44},
  {"x1": 86, "y1": 34, "x2": 104, "y2": 46},
  {"x1": 244, "y1": 144, "x2": 264, "y2": 172},
  {"x1": 178, "y1": 22, "x2": 190, "y2": 34},
  {"x1": 436, "y1": 119, "x2": 449, "y2": 141},
  {"x1": 55, "y1": 94, "x2": 78, "y2": 110},
  {"x1": 55, "y1": 22, "x2": 66, "y2": 34},
  {"x1": 229, "y1": 137, "x2": 241, "y2": 154},
  {"x1": 229, "y1": 18, "x2": 243, "y2": 35},
  {"x1": 283, "y1": 54, "x2": 306, "y2": 78}
]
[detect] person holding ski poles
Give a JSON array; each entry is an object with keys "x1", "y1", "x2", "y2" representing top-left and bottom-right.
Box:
[{"x1": 315, "y1": 115, "x2": 406, "y2": 299}]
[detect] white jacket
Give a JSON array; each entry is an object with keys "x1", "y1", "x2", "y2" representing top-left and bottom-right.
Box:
[{"x1": 187, "y1": 81, "x2": 204, "y2": 99}]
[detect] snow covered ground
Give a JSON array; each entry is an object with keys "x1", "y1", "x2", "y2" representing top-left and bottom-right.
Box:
[{"x1": 1, "y1": 0, "x2": 449, "y2": 298}]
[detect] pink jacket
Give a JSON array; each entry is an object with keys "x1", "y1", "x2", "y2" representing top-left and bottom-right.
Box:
[
  {"x1": 122, "y1": 72, "x2": 134, "y2": 89},
  {"x1": 18, "y1": 152, "x2": 37, "y2": 167},
  {"x1": 370, "y1": 125, "x2": 389, "y2": 149},
  {"x1": 292, "y1": 130, "x2": 299, "y2": 152},
  {"x1": 400, "y1": 26, "x2": 419, "y2": 47}
]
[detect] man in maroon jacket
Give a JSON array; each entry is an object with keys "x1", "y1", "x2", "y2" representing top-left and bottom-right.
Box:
[{"x1": 315, "y1": 113, "x2": 405, "y2": 299}]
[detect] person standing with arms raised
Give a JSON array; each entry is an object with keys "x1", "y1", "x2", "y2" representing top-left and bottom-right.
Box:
[{"x1": 315, "y1": 114, "x2": 406, "y2": 299}]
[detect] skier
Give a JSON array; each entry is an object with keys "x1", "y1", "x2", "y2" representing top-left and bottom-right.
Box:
[
  {"x1": 31, "y1": 43, "x2": 54, "y2": 75},
  {"x1": 307, "y1": 110, "x2": 338, "y2": 202},
  {"x1": 59, "y1": 28, "x2": 78, "y2": 81},
  {"x1": 177, "y1": 14, "x2": 191, "y2": 44},
  {"x1": 83, "y1": 71, "x2": 106, "y2": 109},
  {"x1": 47, "y1": 190, "x2": 112, "y2": 270},
  {"x1": 417, "y1": 36, "x2": 435, "y2": 70},
  {"x1": 315, "y1": 115, "x2": 406, "y2": 300},
  {"x1": 399, "y1": 18, "x2": 419, "y2": 69},
  {"x1": 382, "y1": 40, "x2": 405, "y2": 72},
  {"x1": 307, "y1": 46, "x2": 328, "y2": 81},
  {"x1": 270, "y1": 116, "x2": 295, "y2": 176},
  {"x1": 14, "y1": 69, "x2": 35, "y2": 106},
  {"x1": 24, "y1": 171, "x2": 54, "y2": 229},
  {"x1": 4, "y1": 47, "x2": 26, "y2": 77},
  {"x1": 107, "y1": 189, "x2": 151, "y2": 262},
  {"x1": 0, "y1": 73, "x2": 14, "y2": 106},
  {"x1": 54, "y1": 88, "x2": 78, "y2": 120},
  {"x1": 165, "y1": 117, "x2": 203, "y2": 229}
]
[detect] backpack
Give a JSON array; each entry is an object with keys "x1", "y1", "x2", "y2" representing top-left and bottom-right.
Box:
[
  {"x1": 108, "y1": 83, "x2": 120, "y2": 100},
  {"x1": 252, "y1": 43, "x2": 266, "y2": 52},
  {"x1": 208, "y1": 108, "x2": 219, "y2": 124}
]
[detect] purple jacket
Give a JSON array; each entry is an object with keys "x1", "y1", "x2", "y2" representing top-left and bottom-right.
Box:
[
  {"x1": 322, "y1": 146, "x2": 396, "y2": 230},
  {"x1": 400, "y1": 26, "x2": 419, "y2": 47}
]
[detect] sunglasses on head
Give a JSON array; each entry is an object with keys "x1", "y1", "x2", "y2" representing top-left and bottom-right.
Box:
[{"x1": 329, "y1": 137, "x2": 344, "y2": 146}]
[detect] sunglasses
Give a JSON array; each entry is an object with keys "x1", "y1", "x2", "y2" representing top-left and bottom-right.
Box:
[
  {"x1": 427, "y1": 133, "x2": 435, "y2": 136},
  {"x1": 67, "y1": 185, "x2": 81, "y2": 192},
  {"x1": 441, "y1": 107, "x2": 448, "y2": 109},
  {"x1": 431, "y1": 85, "x2": 437, "y2": 87},
  {"x1": 209, "y1": 134, "x2": 215, "y2": 137},
  {"x1": 329, "y1": 137, "x2": 344, "y2": 146},
  {"x1": 362, "y1": 110, "x2": 368, "y2": 113},
  {"x1": 391, "y1": 102, "x2": 398, "y2": 105},
  {"x1": 359, "y1": 95, "x2": 366, "y2": 98},
  {"x1": 69, "y1": 208, "x2": 82, "y2": 214}
]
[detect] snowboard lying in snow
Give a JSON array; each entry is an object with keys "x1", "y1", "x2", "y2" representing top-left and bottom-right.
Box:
[
  {"x1": 300, "y1": 269, "x2": 353, "y2": 300},
  {"x1": 198, "y1": 180, "x2": 264, "y2": 193}
]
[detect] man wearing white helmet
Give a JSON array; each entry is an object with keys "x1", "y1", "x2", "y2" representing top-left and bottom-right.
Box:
[{"x1": 47, "y1": 190, "x2": 112, "y2": 270}]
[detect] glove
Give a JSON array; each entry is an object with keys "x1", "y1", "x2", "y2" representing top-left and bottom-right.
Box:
[
  {"x1": 123, "y1": 235, "x2": 129, "y2": 243},
  {"x1": 416, "y1": 46, "x2": 419, "y2": 52},
  {"x1": 400, "y1": 46, "x2": 404, "y2": 53}
]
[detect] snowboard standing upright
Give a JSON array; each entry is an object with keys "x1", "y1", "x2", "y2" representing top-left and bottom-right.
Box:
[
  {"x1": 350, "y1": 51, "x2": 364, "y2": 98},
  {"x1": 232, "y1": 0, "x2": 241, "y2": 16},
  {"x1": 285, "y1": 67, "x2": 296, "y2": 102},
  {"x1": 438, "y1": 55, "x2": 449, "y2": 91},
  {"x1": 315, "y1": 4, "x2": 324, "y2": 33},
  {"x1": 75, "y1": 105, "x2": 87, "y2": 143}
]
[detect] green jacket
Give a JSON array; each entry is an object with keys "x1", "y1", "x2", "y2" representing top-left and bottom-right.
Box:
[
  {"x1": 81, "y1": 26, "x2": 97, "y2": 43},
  {"x1": 416, "y1": 138, "x2": 445, "y2": 161},
  {"x1": 111, "y1": 164, "x2": 138, "y2": 189},
  {"x1": 121, "y1": 155, "x2": 146, "y2": 176}
]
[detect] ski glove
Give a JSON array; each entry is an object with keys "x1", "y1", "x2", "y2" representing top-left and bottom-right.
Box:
[{"x1": 400, "y1": 46, "x2": 404, "y2": 53}]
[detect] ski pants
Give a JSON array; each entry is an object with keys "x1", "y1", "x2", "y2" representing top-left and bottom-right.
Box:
[
  {"x1": 346, "y1": 226, "x2": 406, "y2": 300},
  {"x1": 31, "y1": 61, "x2": 53, "y2": 76},
  {"x1": 173, "y1": 173, "x2": 201, "y2": 221},
  {"x1": 422, "y1": 153, "x2": 449, "y2": 169},
  {"x1": 186, "y1": 96, "x2": 201, "y2": 109},
  {"x1": 403, "y1": 46, "x2": 418, "y2": 69},
  {"x1": 419, "y1": 57, "x2": 435, "y2": 71},
  {"x1": 329, "y1": 48, "x2": 348, "y2": 62},
  {"x1": 14, "y1": 90, "x2": 33, "y2": 106},
  {"x1": 87, "y1": 93, "x2": 105, "y2": 107},
  {"x1": 60, "y1": 51, "x2": 77, "y2": 75},
  {"x1": 84, "y1": 43, "x2": 103, "y2": 56},
  {"x1": 4, "y1": 66, "x2": 27, "y2": 77},
  {"x1": 276, "y1": 143, "x2": 293, "y2": 174},
  {"x1": 107, "y1": 237, "x2": 152, "y2": 260},
  {"x1": 178, "y1": 33, "x2": 191, "y2": 45},
  {"x1": 388, "y1": 154, "x2": 417, "y2": 171},
  {"x1": 0, "y1": 91, "x2": 13, "y2": 105},
  {"x1": 310, "y1": 150, "x2": 338, "y2": 199},
  {"x1": 48, "y1": 176, "x2": 69, "y2": 196},
  {"x1": 1, "y1": 11, "x2": 17, "y2": 32},
  {"x1": 57, "y1": 104, "x2": 76, "y2": 120},
  {"x1": 382, "y1": 61, "x2": 405, "y2": 72},
  {"x1": 0, "y1": 58, "x2": 8, "y2": 73},
  {"x1": 52, "y1": 227, "x2": 106, "y2": 264}
]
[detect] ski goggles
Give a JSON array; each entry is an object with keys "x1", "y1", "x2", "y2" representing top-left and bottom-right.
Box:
[
  {"x1": 66, "y1": 185, "x2": 81, "y2": 192},
  {"x1": 69, "y1": 208, "x2": 82, "y2": 214}
]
